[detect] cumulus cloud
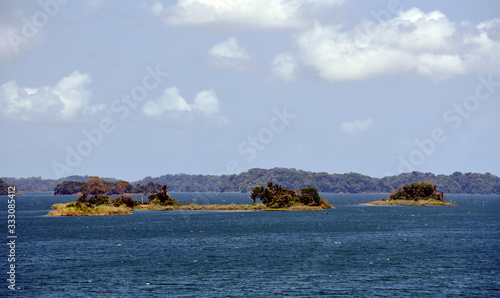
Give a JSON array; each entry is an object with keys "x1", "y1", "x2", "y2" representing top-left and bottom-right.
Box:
[
  {"x1": 296, "y1": 8, "x2": 500, "y2": 81},
  {"x1": 340, "y1": 118, "x2": 373, "y2": 134},
  {"x1": 142, "y1": 87, "x2": 191, "y2": 117},
  {"x1": 143, "y1": 87, "x2": 226, "y2": 124},
  {"x1": 271, "y1": 53, "x2": 298, "y2": 82},
  {"x1": 208, "y1": 37, "x2": 249, "y2": 70},
  {"x1": 0, "y1": 72, "x2": 104, "y2": 122},
  {"x1": 462, "y1": 18, "x2": 500, "y2": 73},
  {"x1": 192, "y1": 89, "x2": 220, "y2": 117},
  {"x1": 148, "y1": 0, "x2": 344, "y2": 29}
]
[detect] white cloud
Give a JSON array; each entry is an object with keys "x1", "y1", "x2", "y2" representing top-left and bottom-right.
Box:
[
  {"x1": 210, "y1": 37, "x2": 248, "y2": 60},
  {"x1": 462, "y1": 18, "x2": 500, "y2": 74},
  {"x1": 142, "y1": 87, "x2": 191, "y2": 117},
  {"x1": 192, "y1": 89, "x2": 220, "y2": 117},
  {"x1": 340, "y1": 118, "x2": 373, "y2": 134},
  {"x1": 271, "y1": 53, "x2": 297, "y2": 82},
  {"x1": 148, "y1": 0, "x2": 344, "y2": 29},
  {"x1": 143, "y1": 87, "x2": 226, "y2": 123},
  {"x1": 296, "y1": 8, "x2": 500, "y2": 81},
  {"x1": 0, "y1": 72, "x2": 104, "y2": 122},
  {"x1": 208, "y1": 37, "x2": 249, "y2": 70}
]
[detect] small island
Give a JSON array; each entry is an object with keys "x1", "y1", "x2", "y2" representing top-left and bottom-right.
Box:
[
  {"x1": 249, "y1": 182, "x2": 333, "y2": 210},
  {"x1": 360, "y1": 182, "x2": 456, "y2": 206},
  {"x1": 48, "y1": 177, "x2": 333, "y2": 216}
]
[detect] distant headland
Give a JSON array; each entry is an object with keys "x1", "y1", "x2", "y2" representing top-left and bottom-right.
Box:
[{"x1": 2, "y1": 168, "x2": 500, "y2": 194}]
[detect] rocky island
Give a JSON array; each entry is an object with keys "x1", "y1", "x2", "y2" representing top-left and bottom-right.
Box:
[{"x1": 360, "y1": 182, "x2": 456, "y2": 206}]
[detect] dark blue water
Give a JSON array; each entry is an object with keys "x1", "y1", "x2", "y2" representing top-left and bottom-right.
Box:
[{"x1": 1, "y1": 193, "x2": 499, "y2": 297}]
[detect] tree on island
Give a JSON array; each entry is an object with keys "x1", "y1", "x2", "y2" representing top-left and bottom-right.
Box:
[
  {"x1": 250, "y1": 182, "x2": 331, "y2": 209},
  {"x1": 51, "y1": 177, "x2": 142, "y2": 209},
  {"x1": 389, "y1": 182, "x2": 445, "y2": 201},
  {"x1": 77, "y1": 176, "x2": 111, "y2": 206},
  {"x1": 299, "y1": 187, "x2": 322, "y2": 206},
  {"x1": 111, "y1": 181, "x2": 138, "y2": 208},
  {"x1": 148, "y1": 184, "x2": 180, "y2": 206},
  {"x1": 83, "y1": 176, "x2": 109, "y2": 198},
  {"x1": 0, "y1": 179, "x2": 11, "y2": 195},
  {"x1": 72, "y1": 176, "x2": 139, "y2": 208},
  {"x1": 116, "y1": 181, "x2": 131, "y2": 198}
]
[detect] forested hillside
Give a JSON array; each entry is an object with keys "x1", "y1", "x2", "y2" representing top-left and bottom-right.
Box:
[
  {"x1": 0, "y1": 179, "x2": 11, "y2": 195},
  {"x1": 1, "y1": 176, "x2": 118, "y2": 192},
  {"x1": 134, "y1": 168, "x2": 500, "y2": 194},
  {"x1": 3, "y1": 168, "x2": 500, "y2": 194}
]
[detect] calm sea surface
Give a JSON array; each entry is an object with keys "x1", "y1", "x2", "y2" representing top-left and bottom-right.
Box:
[{"x1": 1, "y1": 193, "x2": 499, "y2": 297}]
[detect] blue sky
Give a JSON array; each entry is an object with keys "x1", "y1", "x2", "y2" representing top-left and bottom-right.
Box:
[{"x1": 1, "y1": 0, "x2": 499, "y2": 181}]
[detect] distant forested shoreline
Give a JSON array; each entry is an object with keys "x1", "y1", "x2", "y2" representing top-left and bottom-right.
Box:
[{"x1": 2, "y1": 168, "x2": 500, "y2": 194}]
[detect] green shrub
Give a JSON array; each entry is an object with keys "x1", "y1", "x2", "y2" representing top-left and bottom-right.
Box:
[
  {"x1": 88, "y1": 196, "x2": 111, "y2": 206},
  {"x1": 111, "y1": 196, "x2": 139, "y2": 208},
  {"x1": 148, "y1": 193, "x2": 180, "y2": 206},
  {"x1": 299, "y1": 187, "x2": 321, "y2": 206},
  {"x1": 389, "y1": 182, "x2": 445, "y2": 201},
  {"x1": 251, "y1": 183, "x2": 330, "y2": 209}
]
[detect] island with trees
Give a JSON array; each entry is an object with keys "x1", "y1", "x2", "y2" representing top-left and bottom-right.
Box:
[
  {"x1": 48, "y1": 177, "x2": 139, "y2": 216},
  {"x1": 48, "y1": 177, "x2": 333, "y2": 216},
  {"x1": 360, "y1": 182, "x2": 456, "y2": 206},
  {"x1": 0, "y1": 179, "x2": 12, "y2": 195},
  {"x1": 249, "y1": 182, "x2": 332, "y2": 210}
]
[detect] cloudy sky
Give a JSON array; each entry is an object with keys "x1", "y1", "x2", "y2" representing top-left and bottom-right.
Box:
[{"x1": 1, "y1": 0, "x2": 499, "y2": 181}]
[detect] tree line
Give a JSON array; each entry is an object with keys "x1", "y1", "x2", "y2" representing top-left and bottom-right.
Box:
[
  {"x1": 132, "y1": 168, "x2": 500, "y2": 194},
  {"x1": 0, "y1": 179, "x2": 11, "y2": 195},
  {"x1": 54, "y1": 180, "x2": 162, "y2": 195},
  {"x1": 2, "y1": 168, "x2": 500, "y2": 194}
]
